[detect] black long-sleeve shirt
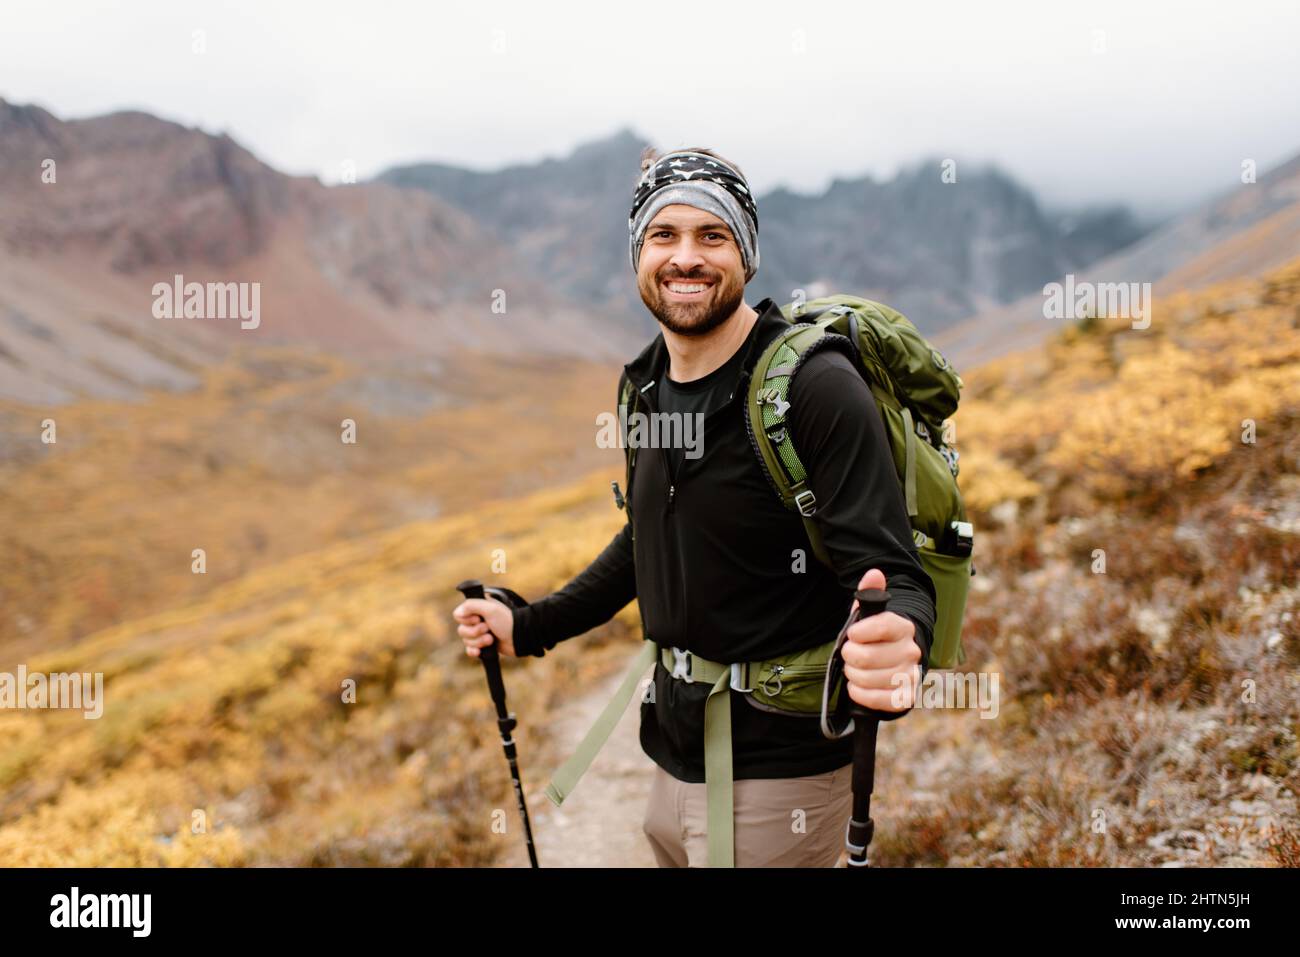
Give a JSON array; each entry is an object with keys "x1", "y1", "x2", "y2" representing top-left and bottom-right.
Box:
[{"x1": 511, "y1": 297, "x2": 936, "y2": 781}]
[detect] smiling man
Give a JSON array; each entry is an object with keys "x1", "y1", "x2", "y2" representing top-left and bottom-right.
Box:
[{"x1": 454, "y1": 146, "x2": 936, "y2": 867}]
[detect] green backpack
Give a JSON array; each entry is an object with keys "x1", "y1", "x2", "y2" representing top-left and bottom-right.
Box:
[
  {"x1": 748, "y1": 293, "x2": 973, "y2": 669},
  {"x1": 613, "y1": 292, "x2": 974, "y2": 668}
]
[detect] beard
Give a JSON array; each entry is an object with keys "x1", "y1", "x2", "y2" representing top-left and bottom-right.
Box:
[{"x1": 639, "y1": 265, "x2": 746, "y2": 338}]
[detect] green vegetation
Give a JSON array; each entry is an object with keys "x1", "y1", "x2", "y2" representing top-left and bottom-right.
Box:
[{"x1": 2, "y1": 258, "x2": 1298, "y2": 865}]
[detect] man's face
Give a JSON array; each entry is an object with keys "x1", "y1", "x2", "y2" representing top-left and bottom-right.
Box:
[{"x1": 636, "y1": 204, "x2": 746, "y2": 337}]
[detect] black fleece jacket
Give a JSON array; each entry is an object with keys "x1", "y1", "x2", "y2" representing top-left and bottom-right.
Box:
[{"x1": 511, "y1": 297, "x2": 937, "y2": 781}]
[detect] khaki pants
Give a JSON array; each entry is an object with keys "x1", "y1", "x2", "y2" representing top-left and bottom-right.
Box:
[{"x1": 642, "y1": 762, "x2": 853, "y2": 867}]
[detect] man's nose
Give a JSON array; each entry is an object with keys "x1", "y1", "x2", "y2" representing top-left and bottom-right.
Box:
[{"x1": 668, "y1": 237, "x2": 707, "y2": 272}]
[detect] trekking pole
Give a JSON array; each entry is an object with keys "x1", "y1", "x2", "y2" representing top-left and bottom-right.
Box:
[
  {"x1": 841, "y1": 587, "x2": 895, "y2": 868},
  {"x1": 455, "y1": 579, "x2": 539, "y2": 868}
]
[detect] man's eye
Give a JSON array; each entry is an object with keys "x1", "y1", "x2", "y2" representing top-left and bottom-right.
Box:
[{"x1": 650, "y1": 230, "x2": 725, "y2": 240}]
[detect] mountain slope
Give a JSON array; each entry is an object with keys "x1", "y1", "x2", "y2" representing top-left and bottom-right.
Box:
[
  {"x1": 934, "y1": 151, "x2": 1300, "y2": 370},
  {"x1": 0, "y1": 98, "x2": 638, "y2": 404}
]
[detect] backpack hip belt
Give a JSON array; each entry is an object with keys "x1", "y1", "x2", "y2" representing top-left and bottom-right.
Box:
[{"x1": 542, "y1": 638, "x2": 842, "y2": 868}]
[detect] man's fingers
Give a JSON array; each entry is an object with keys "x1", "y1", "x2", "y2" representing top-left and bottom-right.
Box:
[
  {"x1": 846, "y1": 684, "x2": 914, "y2": 712},
  {"x1": 842, "y1": 643, "x2": 902, "y2": 671},
  {"x1": 846, "y1": 612, "x2": 911, "y2": 645},
  {"x1": 454, "y1": 597, "x2": 511, "y2": 658},
  {"x1": 453, "y1": 599, "x2": 494, "y2": 624},
  {"x1": 856, "y1": 567, "x2": 887, "y2": 593},
  {"x1": 843, "y1": 662, "x2": 909, "y2": 690},
  {"x1": 842, "y1": 633, "x2": 917, "y2": 670},
  {"x1": 456, "y1": 622, "x2": 494, "y2": 643}
]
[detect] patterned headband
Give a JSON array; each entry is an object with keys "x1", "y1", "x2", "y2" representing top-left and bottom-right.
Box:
[{"x1": 628, "y1": 151, "x2": 760, "y2": 281}]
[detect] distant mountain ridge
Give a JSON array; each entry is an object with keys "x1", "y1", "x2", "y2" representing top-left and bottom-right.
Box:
[
  {"x1": 8, "y1": 97, "x2": 1286, "y2": 406},
  {"x1": 380, "y1": 131, "x2": 1148, "y2": 336}
]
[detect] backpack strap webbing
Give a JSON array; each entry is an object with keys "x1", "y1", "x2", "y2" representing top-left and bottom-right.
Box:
[
  {"x1": 543, "y1": 640, "x2": 656, "y2": 809},
  {"x1": 617, "y1": 374, "x2": 637, "y2": 531},
  {"x1": 900, "y1": 406, "x2": 919, "y2": 519},
  {"x1": 542, "y1": 640, "x2": 746, "y2": 867}
]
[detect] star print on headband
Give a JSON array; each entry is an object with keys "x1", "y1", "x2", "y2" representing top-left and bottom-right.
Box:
[{"x1": 628, "y1": 152, "x2": 758, "y2": 230}]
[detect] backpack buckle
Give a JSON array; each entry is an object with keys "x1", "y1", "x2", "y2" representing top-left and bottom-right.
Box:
[
  {"x1": 794, "y1": 489, "x2": 817, "y2": 517},
  {"x1": 757, "y1": 388, "x2": 790, "y2": 418},
  {"x1": 670, "y1": 647, "x2": 695, "y2": 683},
  {"x1": 729, "y1": 662, "x2": 752, "y2": 693}
]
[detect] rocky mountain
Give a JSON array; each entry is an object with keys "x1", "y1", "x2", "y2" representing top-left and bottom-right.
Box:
[
  {"x1": 382, "y1": 129, "x2": 649, "y2": 330},
  {"x1": 748, "y1": 160, "x2": 1146, "y2": 332},
  {"x1": 0, "y1": 98, "x2": 639, "y2": 405},
  {"x1": 934, "y1": 150, "x2": 1300, "y2": 370},
  {"x1": 380, "y1": 133, "x2": 1147, "y2": 336}
]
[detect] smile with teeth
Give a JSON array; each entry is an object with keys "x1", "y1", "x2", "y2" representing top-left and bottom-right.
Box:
[{"x1": 665, "y1": 280, "x2": 713, "y2": 297}]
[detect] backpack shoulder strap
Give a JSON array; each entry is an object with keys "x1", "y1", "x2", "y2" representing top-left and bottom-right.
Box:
[
  {"x1": 617, "y1": 371, "x2": 637, "y2": 531},
  {"x1": 745, "y1": 318, "x2": 858, "y2": 569}
]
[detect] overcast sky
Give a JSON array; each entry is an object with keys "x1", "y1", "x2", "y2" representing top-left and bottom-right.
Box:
[{"x1": 4, "y1": 0, "x2": 1298, "y2": 220}]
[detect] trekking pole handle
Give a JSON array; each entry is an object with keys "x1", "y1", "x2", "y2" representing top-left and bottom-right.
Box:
[
  {"x1": 456, "y1": 579, "x2": 493, "y2": 650},
  {"x1": 846, "y1": 588, "x2": 900, "y2": 722},
  {"x1": 456, "y1": 579, "x2": 511, "y2": 724}
]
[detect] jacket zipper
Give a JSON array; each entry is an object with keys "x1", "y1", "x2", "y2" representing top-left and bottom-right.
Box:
[
  {"x1": 629, "y1": 378, "x2": 677, "y2": 514},
  {"x1": 622, "y1": 374, "x2": 687, "y2": 643},
  {"x1": 630, "y1": 365, "x2": 753, "y2": 515},
  {"x1": 621, "y1": 321, "x2": 775, "y2": 653}
]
